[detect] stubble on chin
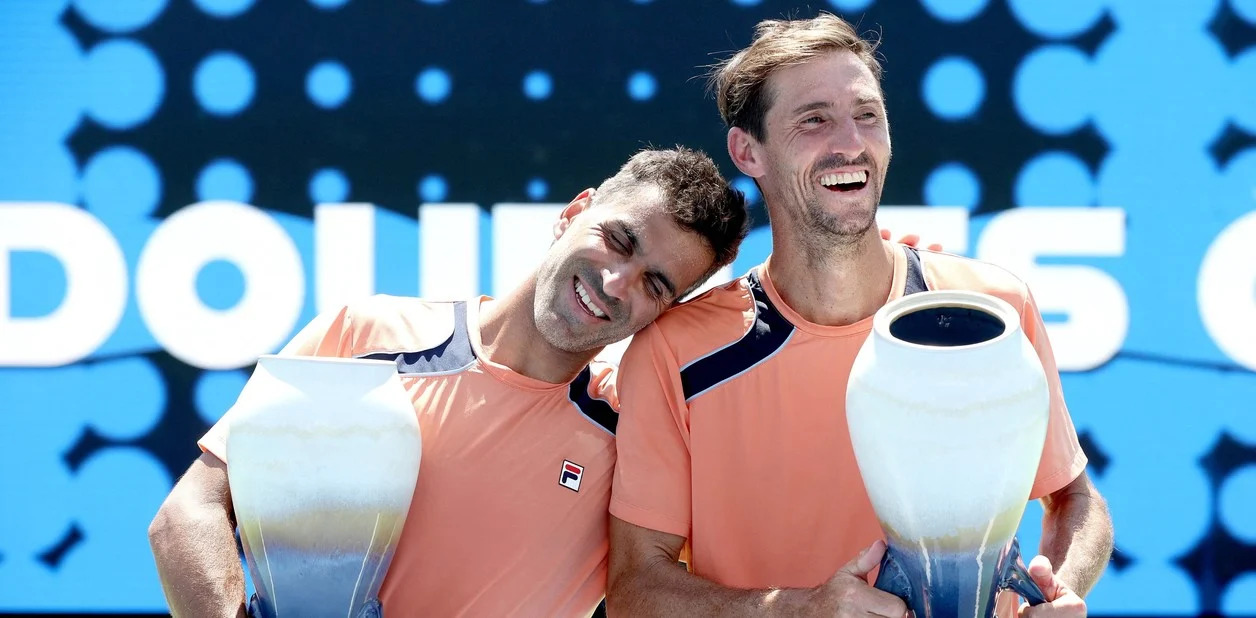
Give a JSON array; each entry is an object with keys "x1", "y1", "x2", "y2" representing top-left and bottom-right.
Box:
[
  {"x1": 536, "y1": 304, "x2": 615, "y2": 356},
  {"x1": 806, "y1": 193, "x2": 877, "y2": 233}
]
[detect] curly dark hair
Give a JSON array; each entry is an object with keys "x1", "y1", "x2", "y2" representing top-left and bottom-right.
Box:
[{"x1": 595, "y1": 147, "x2": 749, "y2": 297}]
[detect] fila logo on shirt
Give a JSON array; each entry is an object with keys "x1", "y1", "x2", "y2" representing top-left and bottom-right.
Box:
[{"x1": 559, "y1": 460, "x2": 584, "y2": 492}]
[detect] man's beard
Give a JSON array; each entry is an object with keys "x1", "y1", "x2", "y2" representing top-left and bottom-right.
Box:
[
  {"x1": 800, "y1": 190, "x2": 882, "y2": 259},
  {"x1": 533, "y1": 263, "x2": 621, "y2": 354},
  {"x1": 796, "y1": 152, "x2": 883, "y2": 253},
  {"x1": 534, "y1": 291, "x2": 596, "y2": 354},
  {"x1": 802, "y1": 191, "x2": 879, "y2": 239}
]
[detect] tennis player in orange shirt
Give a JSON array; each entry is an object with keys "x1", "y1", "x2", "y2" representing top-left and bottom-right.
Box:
[{"x1": 607, "y1": 14, "x2": 1114, "y2": 618}]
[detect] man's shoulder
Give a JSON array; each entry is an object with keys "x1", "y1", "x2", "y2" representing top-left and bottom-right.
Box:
[
  {"x1": 918, "y1": 250, "x2": 1032, "y2": 308},
  {"x1": 641, "y1": 274, "x2": 759, "y2": 366},
  {"x1": 338, "y1": 294, "x2": 463, "y2": 357},
  {"x1": 341, "y1": 293, "x2": 457, "y2": 320}
]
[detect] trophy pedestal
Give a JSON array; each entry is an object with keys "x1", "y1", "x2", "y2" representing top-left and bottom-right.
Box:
[{"x1": 249, "y1": 595, "x2": 383, "y2": 618}]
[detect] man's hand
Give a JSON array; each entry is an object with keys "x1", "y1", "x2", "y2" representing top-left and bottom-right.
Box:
[
  {"x1": 1018, "y1": 555, "x2": 1086, "y2": 618},
  {"x1": 609, "y1": 516, "x2": 905, "y2": 617},
  {"x1": 880, "y1": 228, "x2": 943, "y2": 252},
  {"x1": 810, "y1": 539, "x2": 907, "y2": 618}
]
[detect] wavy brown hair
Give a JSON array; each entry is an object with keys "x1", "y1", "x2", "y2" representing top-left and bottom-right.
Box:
[{"x1": 710, "y1": 13, "x2": 883, "y2": 142}]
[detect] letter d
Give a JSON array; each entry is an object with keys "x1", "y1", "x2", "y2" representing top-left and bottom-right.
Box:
[{"x1": 0, "y1": 203, "x2": 126, "y2": 366}]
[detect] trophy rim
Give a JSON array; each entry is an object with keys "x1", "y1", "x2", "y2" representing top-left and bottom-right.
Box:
[{"x1": 872, "y1": 290, "x2": 1021, "y2": 353}]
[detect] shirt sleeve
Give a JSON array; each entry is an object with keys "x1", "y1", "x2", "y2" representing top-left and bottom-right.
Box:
[
  {"x1": 609, "y1": 324, "x2": 693, "y2": 539},
  {"x1": 197, "y1": 305, "x2": 356, "y2": 462},
  {"x1": 1021, "y1": 288, "x2": 1089, "y2": 499}
]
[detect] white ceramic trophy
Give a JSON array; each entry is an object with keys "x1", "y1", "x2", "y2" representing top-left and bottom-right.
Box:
[
  {"x1": 847, "y1": 290, "x2": 1049, "y2": 617},
  {"x1": 226, "y1": 355, "x2": 421, "y2": 618}
]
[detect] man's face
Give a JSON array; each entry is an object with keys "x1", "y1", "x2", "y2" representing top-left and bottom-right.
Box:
[
  {"x1": 533, "y1": 186, "x2": 716, "y2": 353},
  {"x1": 751, "y1": 50, "x2": 891, "y2": 243}
]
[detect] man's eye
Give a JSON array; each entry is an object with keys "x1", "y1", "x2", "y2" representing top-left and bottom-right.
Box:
[
  {"x1": 614, "y1": 235, "x2": 632, "y2": 255},
  {"x1": 858, "y1": 112, "x2": 877, "y2": 120},
  {"x1": 601, "y1": 228, "x2": 629, "y2": 254},
  {"x1": 648, "y1": 278, "x2": 667, "y2": 301},
  {"x1": 803, "y1": 116, "x2": 823, "y2": 124}
]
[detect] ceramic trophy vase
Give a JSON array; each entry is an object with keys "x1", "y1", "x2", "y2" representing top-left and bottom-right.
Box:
[
  {"x1": 846, "y1": 290, "x2": 1049, "y2": 617},
  {"x1": 226, "y1": 355, "x2": 421, "y2": 618}
]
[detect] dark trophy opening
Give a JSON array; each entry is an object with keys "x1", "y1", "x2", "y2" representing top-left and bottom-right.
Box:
[{"x1": 888, "y1": 304, "x2": 1006, "y2": 347}]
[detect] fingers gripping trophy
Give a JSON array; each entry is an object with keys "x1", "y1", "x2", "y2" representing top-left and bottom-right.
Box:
[
  {"x1": 846, "y1": 291, "x2": 1049, "y2": 617},
  {"x1": 225, "y1": 356, "x2": 421, "y2": 617}
]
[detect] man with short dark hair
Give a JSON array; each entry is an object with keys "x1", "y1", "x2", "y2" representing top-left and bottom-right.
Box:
[{"x1": 149, "y1": 147, "x2": 749, "y2": 617}]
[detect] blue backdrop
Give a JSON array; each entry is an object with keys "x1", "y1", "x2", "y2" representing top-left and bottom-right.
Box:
[{"x1": 1, "y1": 0, "x2": 1254, "y2": 613}]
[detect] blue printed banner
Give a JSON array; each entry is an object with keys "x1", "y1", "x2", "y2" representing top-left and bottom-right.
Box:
[{"x1": 1, "y1": 0, "x2": 1254, "y2": 613}]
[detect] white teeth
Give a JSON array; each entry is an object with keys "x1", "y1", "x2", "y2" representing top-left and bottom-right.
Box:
[
  {"x1": 574, "y1": 281, "x2": 606, "y2": 318},
  {"x1": 820, "y1": 171, "x2": 868, "y2": 186}
]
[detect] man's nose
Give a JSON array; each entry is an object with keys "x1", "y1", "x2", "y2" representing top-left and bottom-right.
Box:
[
  {"x1": 827, "y1": 117, "x2": 865, "y2": 158},
  {"x1": 601, "y1": 261, "x2": 645, "y2": 300}
]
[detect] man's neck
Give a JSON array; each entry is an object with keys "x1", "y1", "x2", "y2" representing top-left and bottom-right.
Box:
[
  {"x1": 477, "y1": 278, "x2": 600, "y2": 384},
  {"x1": 765, "y1": 226, "x2": 896, "y2": 327}
]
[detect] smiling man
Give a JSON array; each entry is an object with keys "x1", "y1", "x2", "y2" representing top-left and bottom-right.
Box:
[
  {"x1": 606, "y1": 14, "x2": 1114, "y2": 618},
  {"x1": 147, "y1": 147, "x2": 749, "y2": 617}
]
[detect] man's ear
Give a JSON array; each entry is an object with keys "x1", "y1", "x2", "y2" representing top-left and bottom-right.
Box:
[
  {"x1": 554, "y1": 188, "x2": 596, "y2": 239},
  {"x1": 727, "y1": 127, "x2": 765, "y2": 178}
]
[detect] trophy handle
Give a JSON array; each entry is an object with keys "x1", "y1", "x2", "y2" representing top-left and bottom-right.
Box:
[
  {"x1": 871, "y1": 542, "x2": 917, "y2": 604},
  {"x1": 247, "y1": 593, "x2": 267, "y2": 618},
  {"x1": 1001, "y1": 537, "x2": 1048, "y2": 606},
  {"x1": 355, "y1": 599, "x2": 384, "y2": 618}
]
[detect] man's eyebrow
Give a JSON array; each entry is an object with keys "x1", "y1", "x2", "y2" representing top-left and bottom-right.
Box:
[
  {"x1": 790, "y1": 96, "x2": 883, "y2": 116},
  {"x1": 854, "y1": 93, "x2": 884, "y2": 108},
  {"x1": 790, "y1": 101, "x2": 831, "y2": 116}
]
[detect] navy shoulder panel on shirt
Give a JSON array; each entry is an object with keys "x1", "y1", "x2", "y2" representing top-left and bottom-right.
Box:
[
  {"x1": 568, "y1": 366, "x2": 617, "y2": 435},
  {"x1": 357, "y1": 300, "x2": 477, "y2": 375},
  {"x1": 679, "y1": 270, "x2": 795, "y2": 403},
  {"x1": 679, "y1": 247, "x2": 926, "y2": 403},
  {"x1": 904, "y1": 245, "x2": 928, "y2": 296}
]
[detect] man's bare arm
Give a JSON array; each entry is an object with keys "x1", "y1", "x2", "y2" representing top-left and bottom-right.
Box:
[
  {"x1": 1038, "y1": 470, "x2": 1114, "y2": 595},
  {"x1": 605, "y1": 516, "x2": 905, "y2": 617},
  {"x1": 148, "y1": 452, "x2": 247, "y2": 618}
]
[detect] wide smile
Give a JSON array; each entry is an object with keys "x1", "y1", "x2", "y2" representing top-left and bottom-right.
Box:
[
  {"x1": 817, "y1": 169, "x2": 869, "y2": 194},
  {"x1": 573, "y1": 278, "x2": 609, "y2": 321}
]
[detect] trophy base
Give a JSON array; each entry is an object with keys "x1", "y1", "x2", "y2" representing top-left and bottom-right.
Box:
[
  {"x1": 237, "y1": 542, "x2": 397, "y2": 618},
  {"x1": 873, "y1": 536, "x2": 1046, "y2": 618},
  {"x1": 248, "y1": 594, "x2": 383, "y2": 618}
]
